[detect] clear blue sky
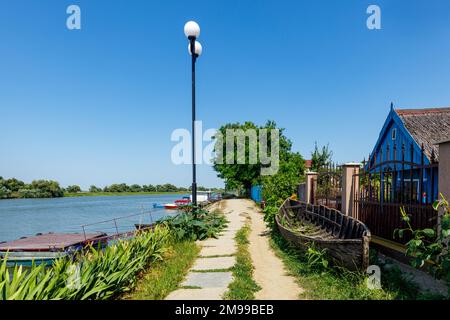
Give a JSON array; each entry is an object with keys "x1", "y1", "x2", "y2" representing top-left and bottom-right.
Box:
[{"x1": 1, "y1": 0, "x2": 450, "y2": 189}]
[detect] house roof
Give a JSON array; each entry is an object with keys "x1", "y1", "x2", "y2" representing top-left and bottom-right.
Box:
[{"x1": 395, "y1": 107, "x2": 450, "y2": 161}]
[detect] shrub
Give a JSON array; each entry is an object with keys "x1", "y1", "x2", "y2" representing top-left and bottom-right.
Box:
[
  {"x1": 160, "y1": 208, "x2": 227, "y2": 242},
  {"x1": 395, "y1": 193, "x2": 450, "y2": 295}
]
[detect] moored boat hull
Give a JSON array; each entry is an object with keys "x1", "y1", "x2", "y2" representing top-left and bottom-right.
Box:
[{"x1": 0, "y1": 251, "x2": 69, "y2": 267}]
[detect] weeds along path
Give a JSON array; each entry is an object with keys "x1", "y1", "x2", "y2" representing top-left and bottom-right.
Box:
[
  {"x1": 165, "y1": 200, "x2": 246, "y2": 300},
  {"x1": 245, "y1": 200, "x2": 303, "y2": 300},
  {"x1": 166, "y1": 199, "x2": 302, "y2": 300}
]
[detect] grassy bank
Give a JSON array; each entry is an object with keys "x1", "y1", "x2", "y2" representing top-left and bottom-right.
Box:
[
  {"x1": 64, "y1": 191, "x2": 187, "y2": 197},
  {"x1": 224, "y1": 225, "x2": 261, "y2": 300},
  {"x1": 269, "y1": 229, "x2": 430, "y2": 300},
  {"x1": 124, "y1": 240, "x2": 199, "y2": 300}
]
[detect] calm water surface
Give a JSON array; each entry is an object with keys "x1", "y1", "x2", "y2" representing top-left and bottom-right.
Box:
[{"x1": 0, "y1": 194, "x2": 187, "y2": 242}]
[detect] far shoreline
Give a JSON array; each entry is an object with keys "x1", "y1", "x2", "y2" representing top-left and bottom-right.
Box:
[{"x1": 63, "y1": 191, "x2": 189, "y2": 198}]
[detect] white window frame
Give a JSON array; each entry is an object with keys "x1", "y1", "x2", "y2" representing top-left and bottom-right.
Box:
[{"x1": 391, "y1": 128, "x2": 397, "y2": 140}]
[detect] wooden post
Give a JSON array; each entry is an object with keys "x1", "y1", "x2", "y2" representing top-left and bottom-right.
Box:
[
  {"x1": 341, "y1": 163, "x2": 361, "y2": 216},
  {"x1": 305, "y1": 171, "x2": 318, "y2": 204}
]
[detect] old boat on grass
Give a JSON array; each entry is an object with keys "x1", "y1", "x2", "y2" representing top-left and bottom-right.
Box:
[{"x1": 275, "y1": 198, "x2": 371, "y2": 270}]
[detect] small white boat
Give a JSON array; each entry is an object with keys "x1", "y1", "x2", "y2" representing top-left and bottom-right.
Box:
[{"x1": 164, "y1": 203, "x2": 178, "y2": 210}]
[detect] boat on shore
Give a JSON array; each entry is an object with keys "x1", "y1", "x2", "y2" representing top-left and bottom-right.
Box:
[{"x1": 275, "y1": 198, "x2": 371, "y2": 270}]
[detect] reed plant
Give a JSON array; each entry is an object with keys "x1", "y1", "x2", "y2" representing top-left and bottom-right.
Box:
[{"x1": 0, "y1": 225, "x2": 170, "y2": 300}]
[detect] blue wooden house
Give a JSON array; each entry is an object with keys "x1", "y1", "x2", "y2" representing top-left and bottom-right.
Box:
[{"x1": 366, "y1": 105, "x2": 450, "y2": 204}]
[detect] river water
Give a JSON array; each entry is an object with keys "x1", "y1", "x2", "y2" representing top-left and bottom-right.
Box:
[{"x1": 0, "y1": 194, "x2": 187, "y2": 242}]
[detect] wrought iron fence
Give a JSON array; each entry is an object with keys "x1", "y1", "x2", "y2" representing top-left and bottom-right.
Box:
[
  {"x1": 352, "y1": 143, "x2": 438, "y2": 243},
  {"x1": 314, "y1": 163, "x2": 342, "y2": 211}
]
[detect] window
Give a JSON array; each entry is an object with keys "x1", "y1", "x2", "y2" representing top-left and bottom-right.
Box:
[{"x1": 391, "y1": 128, "x2": 397, "y2": 140}]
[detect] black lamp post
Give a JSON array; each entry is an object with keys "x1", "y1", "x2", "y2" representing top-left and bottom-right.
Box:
[{"x1": 184, "y1": 21, "x2": 203, "y2": 208}]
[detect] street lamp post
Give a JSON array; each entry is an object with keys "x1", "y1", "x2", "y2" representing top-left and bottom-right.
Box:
[{"x1": 184, "y1": 21, "x2": 203, "y2": 208}]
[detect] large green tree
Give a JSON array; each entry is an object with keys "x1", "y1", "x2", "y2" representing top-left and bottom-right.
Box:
[
  {"x1": 213, "y1": 120, "x2": 302, "y2": 195},
  {"x1": 89, "y1": 185, "x2": 102, "y2": 193}
]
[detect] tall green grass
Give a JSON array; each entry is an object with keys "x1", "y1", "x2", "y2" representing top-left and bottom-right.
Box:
[{"x1": 0, "y1": 226, "x2": 170, "y2": 300}]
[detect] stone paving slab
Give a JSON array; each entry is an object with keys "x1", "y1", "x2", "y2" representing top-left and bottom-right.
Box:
[
  {"x1": 181, "y1": 272, "x2": 233, "y2": 289},
  {"x1": 165, "y1": 200, "x2": 246, "y2": 300},
  {"x1": 199, "y1": 245, "x2": 236, "y2": 257},
  {"x1": 201, "y1": 238, "x2": 235, "y2": 247},
  {"x1": 166, "y1": 287, "x2": 227, "y2": 300},
  {"x1": 217, "y1": 232, "x2": 237, "y2": 237},
  {"x1": 192, "y1": 257, "x2": 236, "y2": 271}
]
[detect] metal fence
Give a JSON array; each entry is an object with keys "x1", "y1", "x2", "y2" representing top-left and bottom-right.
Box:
[
  {"x1": 314, "y1": 163, "x2": 342, "y2": 210},
  {"x1": 352, "y1": 143, "x2": 439, "y2": 243}
]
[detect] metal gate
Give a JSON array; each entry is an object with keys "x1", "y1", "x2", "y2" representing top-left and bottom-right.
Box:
[{"x1": 315, "y1": 163, "x2": 342, "y2": 210}]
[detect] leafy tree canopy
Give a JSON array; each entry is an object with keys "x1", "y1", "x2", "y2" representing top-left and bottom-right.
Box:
[
  {"x1": 66, "y1": 185, "x2": 82, "y2": 193},
  {"x1": 213, "y1": 120, "x2": 304, "y2": 195}
]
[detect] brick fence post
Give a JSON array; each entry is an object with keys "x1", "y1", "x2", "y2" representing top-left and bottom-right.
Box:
[
  {"x1": 437, "y1": 139, "x2": 450, "y2": 200},
  {"x1": 305, "y1": 171, "x2": 318, "y2": 204},
  {"x1": 437, "y1": 139, "x2": 450, "y2": 235},
  {"x1": 341, "y1": 163, "x2": 361, "y2": 217}
]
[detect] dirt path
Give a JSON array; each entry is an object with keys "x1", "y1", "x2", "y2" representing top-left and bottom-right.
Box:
[
  {"x1": 165, "y1": 199, "x2": 302, "y2": 300},
  {"x1": 226, "y1": 199, "x2": 303, "y2": 300}
]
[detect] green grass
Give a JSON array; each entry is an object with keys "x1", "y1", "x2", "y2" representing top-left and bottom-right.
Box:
[
  {"x1": 123, "y1": 240, "x2": 199, "y2": 300},
  {"x1": 269, "y1": 229, "x2": 428, "y2": 300},
  {"x1": 224, "y1": 225, "x2": 261, "y2": 300},
  {"x1": 64, "y1": 191, "x2": 187, "y2": 197}
]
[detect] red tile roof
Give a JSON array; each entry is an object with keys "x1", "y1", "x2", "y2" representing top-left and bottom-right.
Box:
[{"x1": 305, "y1": 160, "x2": 312, "y2": 168}]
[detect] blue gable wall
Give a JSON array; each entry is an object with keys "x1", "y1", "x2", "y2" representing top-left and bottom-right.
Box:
[
  {"x1": 368, "y1": 106, "x2": 431, "y2": 168},
  {"x1": 367, "y1": 106, "x2": 439, "y2": 202}
]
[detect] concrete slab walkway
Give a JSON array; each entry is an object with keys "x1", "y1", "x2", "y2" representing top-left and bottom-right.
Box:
[
  {"x1": 165, "y1": 200, "x2": 246, "y2": 300},
  {"x1": 165, "y1": 199, "x2": 302, "y2": 300}
]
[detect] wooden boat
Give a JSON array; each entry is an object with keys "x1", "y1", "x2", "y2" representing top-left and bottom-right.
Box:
[
  {"x1": 0, "y1": 251, "x2": 70, "y2": 267},
  {"x1": 0, "y1": 232, "x2": 107, "y2": 267},
  {"x1": 275, "y1": 198, "x2": 371, "y2": 270}
]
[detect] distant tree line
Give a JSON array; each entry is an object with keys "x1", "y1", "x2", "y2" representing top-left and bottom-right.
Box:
[
  {"x1": 87, "y1": 183, "x2": 217, "y2": 193},
  {"x1": 0, "y1": 176, "x2": 221, "y2": 199},
  {"x1": 0, "y1": 177, "x2": 64, "y2": 199}
]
